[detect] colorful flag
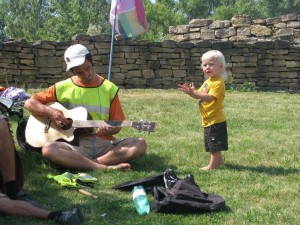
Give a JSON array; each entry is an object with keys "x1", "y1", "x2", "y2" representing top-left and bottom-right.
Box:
[{"x1": 109, "y1": 0, "x2": 148, "y2": 38}]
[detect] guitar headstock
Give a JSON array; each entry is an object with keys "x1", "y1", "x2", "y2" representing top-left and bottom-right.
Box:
[{"x1": 132, "y1": 120, "x2": 156, "y2": 133}]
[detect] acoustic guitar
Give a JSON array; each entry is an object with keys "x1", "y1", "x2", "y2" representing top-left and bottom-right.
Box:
[{"x1": 25, "y1": 102, "x2": 156, "y2": 148}]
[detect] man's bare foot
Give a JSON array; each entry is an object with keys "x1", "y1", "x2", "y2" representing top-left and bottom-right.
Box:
[{"x1": 107, "y1": 163, "x2": 131, "y2": 170}]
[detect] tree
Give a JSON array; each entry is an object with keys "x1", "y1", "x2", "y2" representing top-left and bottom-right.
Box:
[
  {"x1": 0, "y1": 0, "x2": 9, "y2": 40},
  {"x1": 212, "y1": 0, "x2": 263, "y2": 20},
  {"x1": 0, "y1": 0, "x2": 111, "y2": 42},
  {"x1": 2, "y1": 0, "x2": 47, "y2": 41},
  {"x1": 142, "y1": 0, "x2": 186, "y2": 41},
  {"x1": 40, "y1": 0, "x2": 111, "y2": 41},
  {"x1": 85, "y1": 0, "x2": 111, "y2": 35},
  {"x1": 257, "y1": 0, "x2": 300, "y2": 18},
  {"x1": 40, "y1": 0, "x2": 87, "y2": 41},
  {"x1": 177, "y1": 0, "x2": 216, "y2": 20}
]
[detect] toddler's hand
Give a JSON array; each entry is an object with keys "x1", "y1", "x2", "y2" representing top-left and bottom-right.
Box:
[{"x1": 178, "y1": 82, "x2": 195, "y2": 95}]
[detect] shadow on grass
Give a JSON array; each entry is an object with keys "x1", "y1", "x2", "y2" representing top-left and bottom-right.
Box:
[
  {"x1": 131, "y1": 152, "x2": 178, "y2": 173},
  {"x1": 225, "y1": 163, "x2": 299, "y2": 175},
  {"x1": 19, "y1": 146, "x2": 177, "y2": 174}
]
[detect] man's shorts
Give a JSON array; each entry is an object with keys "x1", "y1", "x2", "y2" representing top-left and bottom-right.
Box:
[
  {"x1": 204, "y1": 121, "x2": 228, "y2": 153},
  {"x1": 63, "y1": 136, "x2": 126, "y2": 159}
]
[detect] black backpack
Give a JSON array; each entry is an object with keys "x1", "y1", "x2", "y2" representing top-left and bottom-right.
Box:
[{"x1": 151, "y1": 178, "x2": 225, "y2": 214}]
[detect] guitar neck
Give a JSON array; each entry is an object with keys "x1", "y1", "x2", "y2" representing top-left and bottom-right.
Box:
[{"x1": 72, "y1": 120, "x2": 133, "y2": 128}]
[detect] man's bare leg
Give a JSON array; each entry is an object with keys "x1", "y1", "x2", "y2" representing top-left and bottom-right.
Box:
[
  {"x1": 42, "y1": 141, "x2": 137, "y2": 170},
  {"x1": 95, "y1": 138, "x2": 147, "y2": 166},
  {"x1": 0, "y1": 119, "x2": 16, "y2": 183},
  {"x1": 0, "y1": 197, "x2": 49, "y2": 218}
]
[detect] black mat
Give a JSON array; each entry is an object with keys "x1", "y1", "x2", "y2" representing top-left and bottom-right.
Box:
[{"x1": 112, "y1": 172, "x2": 164, "y2": 193}]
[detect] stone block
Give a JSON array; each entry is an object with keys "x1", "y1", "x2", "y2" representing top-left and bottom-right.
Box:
[
  {"x1": 286, "y1": 61, "x2": 300, "y2": 67},
  {"x1": 169, "y1": 25, "x2": 189, "y2": 34},
  {"x1": 266, "y1": 17, "x2": 282, "y2": 25},
  {"x1": 251, "y1": 25, "x2": 272, "y2": 36},
  {"x1": 200, "y1": 28, "x2": 215, "y2": 40},
  {"x1": 215, "y1": 27, "x2": 236, "y2": 38},
  {"x1": 209, "y1": 20, "x2": 231, "y2": 29},
  {"x1": 212, "y1": 41, "x2": 233, "y2": 49},
  {"x1": 156, "y1": 69, "x2": 173, "y2": 78},
  {"x1": 189, "y1": 19, "x2": 213, "y2": 27},
  {"x1": 237, "y1": 27, "x2": 251, "y2": 36},
  {"x1": 231, "y1": 15, "x2": 252, "y2": 27},
  {"x1": 281, "y1": 13, "x2": 298, "y2": 22},
  {"x1": 173, "y1": 70, "x2": 186, "y2": 78},
  {"x1": 35, "y1": 56, "x2": 60, "y2": 68},
  {"x1": 254, "y1": 41, "x2": 274, "y2": 49},
  {"x1": 125, "y1": 70, "x2": 142, "y2": 79},
  {"x1": 142, "y1": 69, "x2": 155, "y2": 79}
]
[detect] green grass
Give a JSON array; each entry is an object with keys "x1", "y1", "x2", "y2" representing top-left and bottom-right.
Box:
[{"x1": 1, "y1": 89, "x2": 299, "y2": 225}]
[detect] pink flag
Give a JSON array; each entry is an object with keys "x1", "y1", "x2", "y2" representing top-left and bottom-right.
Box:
[{"x1": 109, "y1": 0, "x2": 148, "y2": 38}]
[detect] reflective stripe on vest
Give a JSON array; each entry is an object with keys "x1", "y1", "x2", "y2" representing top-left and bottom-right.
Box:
[{"x1": 55, "y1": 78, "x2": 119, "y2": 120}]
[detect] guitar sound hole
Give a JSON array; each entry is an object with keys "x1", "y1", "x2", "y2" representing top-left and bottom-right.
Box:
[{"x1": 61, "y1": 118, "x2": 73, "y2": 130}]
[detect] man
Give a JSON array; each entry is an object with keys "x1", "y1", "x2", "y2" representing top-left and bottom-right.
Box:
[
  {"x1": 24, "y1": 44, "x2": 147, "y2": 170},
  {"x1": 0, "y1": 116, "x2": 82, "y2": 225}
]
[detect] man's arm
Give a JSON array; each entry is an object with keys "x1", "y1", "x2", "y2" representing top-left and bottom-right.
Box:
[
  {"x1": 96, "y1": 94, "x2": 124, "y2": 137},
  {"x1": 24, "y1": 98, "x2": 69, "y2": 128}
]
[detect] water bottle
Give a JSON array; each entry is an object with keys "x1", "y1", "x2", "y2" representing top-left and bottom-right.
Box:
[{"x1": 132, "y1": 185, "x2": 150, "y2": 215}]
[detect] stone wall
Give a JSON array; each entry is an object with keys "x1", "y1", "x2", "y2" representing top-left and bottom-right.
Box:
[
  {"x1": 170, "y1": 14, "x2": 300, "y2": 44},
  {"x1": 0, "y1": 14, "x2": 300, "y2": 91}
]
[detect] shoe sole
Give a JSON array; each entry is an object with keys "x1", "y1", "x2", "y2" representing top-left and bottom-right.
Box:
[
  {"x1": 75, "y1": 208, "x2": 83, "y2": 222},
  {"x1": 65, "y1": 209, "x2": 82, "y2": 225}
]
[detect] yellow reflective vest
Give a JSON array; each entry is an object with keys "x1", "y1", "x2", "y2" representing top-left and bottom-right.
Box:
[{"x1": 55, "y1": 78, "x2": 119, "y2": 120}]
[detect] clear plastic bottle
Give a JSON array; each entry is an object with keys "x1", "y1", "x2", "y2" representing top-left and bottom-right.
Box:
[{"x1": 132, "y1": 185, "x2": 150, "y2": 215}]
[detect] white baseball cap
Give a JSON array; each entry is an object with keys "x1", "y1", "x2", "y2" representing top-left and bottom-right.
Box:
[{"x1": 64, "y1": 44, "x2": 89, "y2": 71}]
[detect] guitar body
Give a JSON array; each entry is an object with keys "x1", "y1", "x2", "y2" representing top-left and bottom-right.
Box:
[{"x1": 25, "y1": 102, "x2": 88, "y2": 148}]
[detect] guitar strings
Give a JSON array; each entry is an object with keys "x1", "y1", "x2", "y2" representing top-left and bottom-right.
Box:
[{"x1": 78, "y1": 83, "x2": 98, "y2": 159}]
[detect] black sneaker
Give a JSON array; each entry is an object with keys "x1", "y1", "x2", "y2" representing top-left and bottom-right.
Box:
[
  {"x1": 163, "y1": 169, "x2": 178, "y2": 189},
  {"x1": 56, "y1": 207, "x2": 83, "y2": 225},
  {"x1": 16, "y1": 191, "x2": 43, "y2": 208}
]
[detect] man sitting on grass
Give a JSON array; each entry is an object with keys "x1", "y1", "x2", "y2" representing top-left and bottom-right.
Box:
[{"x1": 24, "y1": 44, "x2": 147, "y2": 170}]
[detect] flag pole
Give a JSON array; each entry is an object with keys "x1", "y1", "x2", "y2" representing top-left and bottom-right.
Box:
[{"x1": 108, "y1": 0, "x2": 119, "y2": 81}]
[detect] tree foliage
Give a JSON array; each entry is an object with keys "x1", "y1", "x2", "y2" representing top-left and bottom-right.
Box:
[
  {"x1": 0, "y1": 0, "x2": 299, "y2": 42},
  {"x1": 141, "y1": 0, "x2": 187, "y2": 41},
  {"x1": 0, "y1": 0, "x2": 110, "y2": 41},
  {"x1": 40, "y1": 0, "x2": 110, "y2": 41},
  {"x1": 177, "y1": 0, "x2": 216, "y2": 20},
  {"x1": 257, "y1": 0, "x2": 300, "y2": 18},
  {"x1": 3, "y1": 0, "x2": 47, "y2": 41},
  {"x1": 212, "y1": 0, "x2": 263, "y2": 20}
]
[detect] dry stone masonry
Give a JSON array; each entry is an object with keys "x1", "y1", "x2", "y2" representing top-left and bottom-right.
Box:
[
  {"x1": 170, "y1": 14, "x2": 300, "y2": 44},
  {"x1": 0, "y1": 14, "x2": 299, "y2": 91}
]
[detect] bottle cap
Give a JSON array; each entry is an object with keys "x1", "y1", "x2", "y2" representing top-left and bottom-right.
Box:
[{"x1": 132, "y1": 188, "x2": 146, "y2": 200}]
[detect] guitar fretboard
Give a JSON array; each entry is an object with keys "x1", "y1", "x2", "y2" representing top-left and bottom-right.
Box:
[{"x1": 72, "y1": 120, "x2": 133, "y2": 128}]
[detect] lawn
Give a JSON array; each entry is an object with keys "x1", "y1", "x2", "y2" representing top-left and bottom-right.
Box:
[{"x1": 1, "y1": 89, "x2": 299, "y2": 225}]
